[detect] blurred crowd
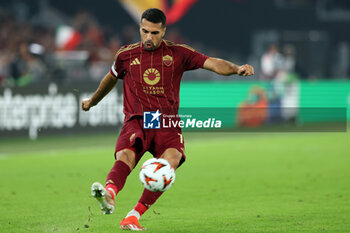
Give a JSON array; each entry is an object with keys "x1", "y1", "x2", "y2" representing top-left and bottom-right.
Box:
[
  {"x1": 259, "y1": 44, "x2": 297, "y2": 80},
  {"x1": 0, "y1": 14, "x2": 50, "y2": 86},
  {"x1": 0, "y1": 4, "x2": 132, "y2": 87},
  {"x1": 2, "y1": 1, "x2": 348, "y2": 88},
  {"x1": 0, "y1": 0, "x2": 255, "y2": 87},
  {"x1": 0, "y1": 1, "x2": 218, "y2": 87}
]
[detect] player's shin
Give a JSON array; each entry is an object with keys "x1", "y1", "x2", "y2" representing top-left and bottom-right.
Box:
[{"x1": 105, "y1": 160, "x2": 131, "y2": 196}]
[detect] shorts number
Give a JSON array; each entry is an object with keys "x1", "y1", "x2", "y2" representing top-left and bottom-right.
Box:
[{"x1": 178, "y1": 133, "x2": 183, "y2": 144}]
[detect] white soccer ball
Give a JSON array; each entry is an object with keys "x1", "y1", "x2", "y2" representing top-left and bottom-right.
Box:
[{"x1": 139, "y1": 158, "x2": 175, "y2": 192}]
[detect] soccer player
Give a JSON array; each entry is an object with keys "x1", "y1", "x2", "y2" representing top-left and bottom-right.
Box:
[{"x1": 82, "y1": 8, "x2": 254, "y2": 231}]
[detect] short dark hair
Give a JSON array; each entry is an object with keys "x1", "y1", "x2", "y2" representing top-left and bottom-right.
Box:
[{"x1": 141, "y1": 8, "x2": 166, "y2": 27}]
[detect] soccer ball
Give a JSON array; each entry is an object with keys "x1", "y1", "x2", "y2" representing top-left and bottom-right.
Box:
[{"x1": 139, "y1": 158, "x2": 175, "y2": 192}]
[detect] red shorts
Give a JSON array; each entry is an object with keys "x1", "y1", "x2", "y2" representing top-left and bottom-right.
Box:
[{"x1": 115, "y1": 116, "x2": 186, "y2": 166}]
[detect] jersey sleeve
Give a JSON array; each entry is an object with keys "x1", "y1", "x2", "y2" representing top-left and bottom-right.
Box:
[
  {"x1": 110, "y1": 47, "x2": 127, "y2": 79},
  {"x1": 181, "y1": 45, "x2": 209, "y2": 71}
]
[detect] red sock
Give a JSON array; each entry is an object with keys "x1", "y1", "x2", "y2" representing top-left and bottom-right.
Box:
[
  {"x1": 105, "y1": 160, "x2": 131, "y2": 195},
  {"x1": 105, "y1": 184, "x2": 117, "y2": 199},
  {"x1": 134, "y1": 202, "x2": 148, "y2": 216},
  {"x1": 134, "y1": 189, "x2": 163, "y2": 216}
]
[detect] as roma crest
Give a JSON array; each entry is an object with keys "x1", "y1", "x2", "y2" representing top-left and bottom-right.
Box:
[{"x1": 162, "y1": 55, "x2": 173, "y2": 66}]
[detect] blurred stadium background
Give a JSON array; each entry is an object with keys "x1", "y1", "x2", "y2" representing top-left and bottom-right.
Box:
[{"x1": 0, "y1": 0, "x2": 350, "y2": 232}]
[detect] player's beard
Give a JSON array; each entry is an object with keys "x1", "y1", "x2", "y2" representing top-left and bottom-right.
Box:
[{"x1": 143, "y1": 41, "x2": 156, "y2": 51}]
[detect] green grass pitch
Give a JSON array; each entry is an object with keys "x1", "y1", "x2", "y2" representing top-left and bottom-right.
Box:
[{"x1": 1, "y1": 131, "x2": 350, "y2": 233}]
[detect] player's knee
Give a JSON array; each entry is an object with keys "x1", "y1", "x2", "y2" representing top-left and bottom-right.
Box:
[
  {"x1": 116, "y1": 149, "x2": 136, "y2": 170},
  {"x1": 160, "y1": 148, "x2": 182, "y2": 169}
]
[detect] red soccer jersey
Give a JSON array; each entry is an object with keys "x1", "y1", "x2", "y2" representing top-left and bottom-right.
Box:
[{"x1": 110, "y1": 40, "x2": 208, "y2": 121}]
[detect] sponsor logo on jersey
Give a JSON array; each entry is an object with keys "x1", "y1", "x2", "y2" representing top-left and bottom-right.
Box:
[{"x1": 143, "y1": 68, "x2": 160, "y2": 85}]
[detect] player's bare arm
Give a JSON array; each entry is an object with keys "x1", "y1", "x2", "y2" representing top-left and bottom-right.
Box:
[
  {"x1": 81, "y1": 72, "x2": 118, "y2": 111},
  {"x1": 203, "y1": 57, "x2": 254, "y2": 76}
]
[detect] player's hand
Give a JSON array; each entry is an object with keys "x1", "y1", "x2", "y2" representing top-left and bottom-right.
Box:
[
  {"x1": 81, "y1": 98, "x2": 93, "y2": 111},
  {"x1": 237, "y1": 64, "x2": 254, "y2": 76}
]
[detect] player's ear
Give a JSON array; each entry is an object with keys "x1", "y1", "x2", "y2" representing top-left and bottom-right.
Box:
[{"x1": 162, "y1": 27, "x2": 166, "y2": 37}]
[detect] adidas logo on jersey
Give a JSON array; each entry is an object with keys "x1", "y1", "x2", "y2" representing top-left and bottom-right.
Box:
[{"x1": 130, "y1": 58, "x2": 140, "y2": 65}]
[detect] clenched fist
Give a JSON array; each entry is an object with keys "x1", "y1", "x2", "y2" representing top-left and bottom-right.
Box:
[
  {"x1": 237, "y1": 64, "x2": 254, "y2": 76},
  {"x1": 81, "y1": 98, "x2": 93, "y2": 111}
]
